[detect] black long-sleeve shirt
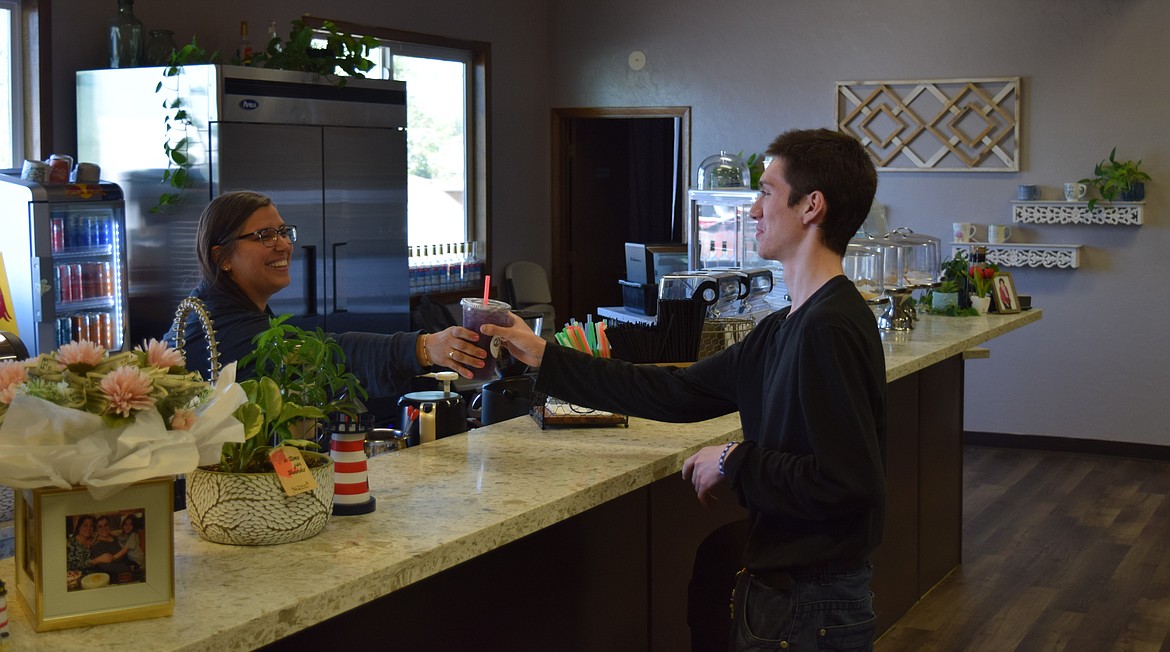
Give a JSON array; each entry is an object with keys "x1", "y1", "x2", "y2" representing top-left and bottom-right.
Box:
[
  {"x1": 162, "y1": 282, "x2": 421, "y2": 400},
  {"x1": 534, "y1": 275, "x2": 886, "y2": 572}
]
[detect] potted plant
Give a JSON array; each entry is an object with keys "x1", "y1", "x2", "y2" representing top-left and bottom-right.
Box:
[
  {"x1": 184, "y1": 315, "x2": 368, "y2": 546},
  {"x1": 929, "y1": 278, "x2": 961, "y2": 312},
  {"x1": 1079, "y1": 147, "x2": 1151, "y2": 210}
]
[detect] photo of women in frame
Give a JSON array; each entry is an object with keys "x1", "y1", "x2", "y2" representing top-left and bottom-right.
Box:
[
  {"x1": 65, "y1": 509, "x2": 147, "y2": 591},
  {"x1": 992, "y1": 272, "x2": 1020, "y2": 314}
]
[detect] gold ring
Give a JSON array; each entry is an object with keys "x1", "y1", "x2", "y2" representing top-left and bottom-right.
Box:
[{"x1": 448, "y1": 349, "x2": 456, "y2": 359}]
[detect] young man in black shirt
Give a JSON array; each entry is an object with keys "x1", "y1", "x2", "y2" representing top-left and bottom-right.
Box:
[{"x1": 483, "y1": 128, "x2": 885, "y2": 651}]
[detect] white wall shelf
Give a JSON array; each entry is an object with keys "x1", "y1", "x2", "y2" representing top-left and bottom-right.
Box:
[
  {"x1": 951, "y1": 243, "x2": 1081, "y2": 269},
  {"x1": 1011, "y1": 200, "x2": 1144, "y2": 225}
]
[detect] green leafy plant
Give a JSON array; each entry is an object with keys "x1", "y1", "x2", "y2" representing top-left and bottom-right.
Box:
[
  {"x1": 740, "y1": 151, "x2": 766, "y2": 189},
  {"x1": 1079, "y1": 147, "x2": 1151, "y2": 210},
  {"x1": 239, "y1": 314, "x2": 367, "y2": 418},
  {"x1": 940, "y1": 251, "x2": 969, "y2": 285},
  {"x1": 151, "y1": 38, "x2": 219, "y2": 214},
  {"x1": 251, "y1": 19, "x2": 379, "y2": 85},
  {"x1": 223, "y1": 376, "x2": 325, "y2": 472},
  {"x1": 216, "y1": 315, "x2": 367, "y2": 473},
  {"x1": 936, "y1": 279, "x2": 959, "y2": 293}
]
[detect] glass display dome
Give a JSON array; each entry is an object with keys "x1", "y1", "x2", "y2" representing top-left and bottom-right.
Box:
[
  {"x1": 696, "y1": 151, "x2": 750, "y2": 189},
  {"x1": 883, "y1": 228, "x2": 941, "y2": 287}
]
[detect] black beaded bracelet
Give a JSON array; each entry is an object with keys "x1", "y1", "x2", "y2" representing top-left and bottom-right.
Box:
[{"x1": 718, "y1": 442, "x2": 737, "y2": 476}]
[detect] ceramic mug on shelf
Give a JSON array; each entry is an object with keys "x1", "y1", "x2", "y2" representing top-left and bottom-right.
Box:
[
  {"x1": 989, "y1": 224, "x2": 1012, "y2": 244},
  {"x1": 952, "y1": 222, "x2": 977, "y2": 243},
  {"x1": 1063, "y1": 182, "x2": 1087, "y2": 202},
  {"x1": 1017, "y1": 184, "x2": 1039, "y2": 201},
  {"x1": 20, "y1": 159, "x2": 48, "y2": 182},
  {"x1": 72, "y1": 162, "x2": 101, "y2": 184}
]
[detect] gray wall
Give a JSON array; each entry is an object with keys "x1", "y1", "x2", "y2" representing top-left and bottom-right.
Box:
[
  {"x1": 548, "y1": 0, "x2": 1170, "y2": 446},
  {"x1": 50, "y1": 1, "x2": 1169, "y2": 444}
]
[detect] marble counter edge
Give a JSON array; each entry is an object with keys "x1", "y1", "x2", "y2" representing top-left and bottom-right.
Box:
[{"x1": 884, "y1": 309, "x2": 1041, "y2": 381}]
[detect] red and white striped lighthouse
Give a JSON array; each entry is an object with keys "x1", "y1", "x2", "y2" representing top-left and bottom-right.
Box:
[{"x1": 330, "y1": 413, "x2": 377, "y2": 515}]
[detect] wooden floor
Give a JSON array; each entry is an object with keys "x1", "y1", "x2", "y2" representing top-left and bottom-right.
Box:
[{"x1": 876, "y1": 445, "x2": 1170, "y2": 652}]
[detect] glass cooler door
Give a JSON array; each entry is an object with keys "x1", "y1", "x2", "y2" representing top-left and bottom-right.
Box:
[{"x1": 47, "y1": 202, "x2": 128, "y2": 351}]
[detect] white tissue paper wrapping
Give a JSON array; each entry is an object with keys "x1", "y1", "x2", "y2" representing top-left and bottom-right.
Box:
[{"x1": 0, "y1": 363, "x2": 247, "y2": 500}]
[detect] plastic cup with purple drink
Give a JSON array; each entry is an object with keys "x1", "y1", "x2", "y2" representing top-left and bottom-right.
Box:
[{"x1": 461, "y1": 297, "x2": 512, "y2": 380}]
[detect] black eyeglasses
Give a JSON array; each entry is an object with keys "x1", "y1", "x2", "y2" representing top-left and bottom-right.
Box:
[{"x1": 234, "y1": 225, "x2": 297, "y2": 247}]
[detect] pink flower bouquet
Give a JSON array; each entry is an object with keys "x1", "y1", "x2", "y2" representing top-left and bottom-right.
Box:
[{"x1": 0, "y1": 339, "x2": 246, "y2": 499}]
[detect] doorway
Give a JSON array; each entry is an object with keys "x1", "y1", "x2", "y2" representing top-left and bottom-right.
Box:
[{"x1": 551, "y1": 107, "x2": 691, "y2": 323}]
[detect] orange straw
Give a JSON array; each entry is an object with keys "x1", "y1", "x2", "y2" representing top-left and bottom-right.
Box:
[{"x1": 483, "y1": 274, "x2": 491, "y2": 305}]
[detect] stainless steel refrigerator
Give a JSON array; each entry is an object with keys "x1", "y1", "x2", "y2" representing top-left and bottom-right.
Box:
[
  {"x1": 0, "y1": 172, "x2": 129, "y2": 356},
  {"x1": 76, "y1": 65, "x2": 409, "y2": 343}
]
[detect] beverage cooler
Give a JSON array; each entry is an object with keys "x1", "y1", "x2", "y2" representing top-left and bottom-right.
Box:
[
  {"x1": 0, "y1": 172, "x2": 128, "y2": 356},
  {"x1": 688, "y1": 188, "x2": 788, "y2": 308}
]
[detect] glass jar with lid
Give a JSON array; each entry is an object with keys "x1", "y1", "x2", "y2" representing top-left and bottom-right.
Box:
[{"x1": 696, "y1": 151, "x2": 750, "y2": 189}]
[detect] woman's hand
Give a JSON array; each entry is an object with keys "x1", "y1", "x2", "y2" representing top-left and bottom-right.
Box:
[
  {"x1": 424, "y1": 325, "x2": 487, "y2": 379},
  {"x1": 480, "y1": 313, "x2": 547, "y2": 369}
]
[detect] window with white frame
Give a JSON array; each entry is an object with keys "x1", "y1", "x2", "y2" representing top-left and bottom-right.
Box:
[
  {"x1": 367, "y1": 42, "x2": 471, "y2": 251},
  {"x1": 0, "y1": 0, "x2": 23, "y2": 169}
]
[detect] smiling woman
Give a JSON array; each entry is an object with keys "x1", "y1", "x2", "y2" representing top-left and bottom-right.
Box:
[{"x1": 163, "y1": 191, "x2": 488, "y2": 423}]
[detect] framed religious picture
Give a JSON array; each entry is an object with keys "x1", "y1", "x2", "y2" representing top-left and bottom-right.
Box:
[
  {"x1": 14, "y1": 476, "x2": 174, "y2": 632},
  {"x1": 991, "y1": 272, "x2": 1020, "y2": 314}
]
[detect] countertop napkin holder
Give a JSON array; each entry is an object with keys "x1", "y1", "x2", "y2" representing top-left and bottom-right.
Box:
[{"x1": 529, "y1": 391, "x2": 629, "y2": 430}]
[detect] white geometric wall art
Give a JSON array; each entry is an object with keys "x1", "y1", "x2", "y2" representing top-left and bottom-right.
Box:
[{"x1": 837, "y1": 77, "x2": 1020, "y2": 172}]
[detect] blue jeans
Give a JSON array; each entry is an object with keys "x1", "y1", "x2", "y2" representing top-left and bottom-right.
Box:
[{"x1": 730, "y1": 564, "x2": 875, "y2": 651}]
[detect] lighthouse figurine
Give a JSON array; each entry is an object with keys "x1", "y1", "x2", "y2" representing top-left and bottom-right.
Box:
[{"x1": 330, "y1": 412, "x2": 377, "y2": 515}]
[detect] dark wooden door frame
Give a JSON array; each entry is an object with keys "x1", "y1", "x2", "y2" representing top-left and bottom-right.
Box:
[{"x1": 550, "y1": 107, "x2": 691, "y2": 324}]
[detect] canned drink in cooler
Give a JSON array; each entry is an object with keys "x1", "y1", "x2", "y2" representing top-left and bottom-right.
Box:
[
  {"x1": 98, "y1": 312, "x2": 113, "y2": 349},
  {"x1": 87, "y1": 217, "x2": 101, "y2": 247},
  {"x1": 67, "y1": 215, "x2": 82, "y2": 248},
  {"x1": 56, "y1": 317, "x2": 71, "y2": 346},
  {"x1": 72, "y1": 315, "x2": 85, "y2": 342},
  {"x1": 51, "y1": 217, "x2": 65, "y2": 253},
  {"x1": 87, "y1": 312, "x2": 101, "y2": 343},
  {"x1": 70, "y1": 264, "x2": 83, "y2": 300},
  {"x1": 102, "y1": 262, "x2": 113, "y2": 297},
  {"x1": 58, "y1": 264, "x2": 72, "y2": 302}
]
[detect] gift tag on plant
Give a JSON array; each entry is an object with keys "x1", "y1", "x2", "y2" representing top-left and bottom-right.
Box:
[{"x1": 269, "y1": 445, "x2": 318, "y2": 496}]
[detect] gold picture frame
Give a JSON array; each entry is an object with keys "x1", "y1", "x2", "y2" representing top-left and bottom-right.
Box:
[
  {"x1": 991, "y1": 272, "x2": 1021, "y2": 314},
  {"x1": 14, "y1": 476, "x2": 174, "y2": 632}
]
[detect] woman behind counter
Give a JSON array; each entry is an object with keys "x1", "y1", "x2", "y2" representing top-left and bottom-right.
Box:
[{"x1": 165, "y1": 191, "x2": 485, "y2": 408}]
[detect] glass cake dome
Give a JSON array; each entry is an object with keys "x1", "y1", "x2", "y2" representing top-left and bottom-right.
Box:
[{"x1": 696, "y1": 151, "x2": 750, "y2": 190}]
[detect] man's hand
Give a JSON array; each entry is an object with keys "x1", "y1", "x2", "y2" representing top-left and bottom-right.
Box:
[
  {"x1": 681, "y1": 443, "x2": 735, "y2": 508},
  {"x1": 480, "y1": 313, "x2": 548, "y2": 368}
]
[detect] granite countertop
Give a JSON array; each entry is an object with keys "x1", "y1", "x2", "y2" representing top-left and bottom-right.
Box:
[{"x1": 0, "y1": 309, "x2": 1039, "y2": 651}]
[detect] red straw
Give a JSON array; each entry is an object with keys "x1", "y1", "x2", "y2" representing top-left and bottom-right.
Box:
[{"x1": 483, "y1": 274, "x2": 491, "y2": 305}]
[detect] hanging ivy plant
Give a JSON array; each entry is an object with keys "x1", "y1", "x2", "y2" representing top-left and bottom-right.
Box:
[{"x1": 151, "y1": 38, "x2": 218, "y2": 214}]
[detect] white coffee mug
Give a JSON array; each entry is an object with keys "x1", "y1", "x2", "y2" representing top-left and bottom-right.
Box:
[
  {"x1": 989, "y1": 224, "x2": 1012, "y2": 244},
  {"x1": 1064, "y1": 182, "x2": 1087, "y2": 201},
  {"x1": 953, "y1": 222, "x2": 976, "y2": 243}
]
